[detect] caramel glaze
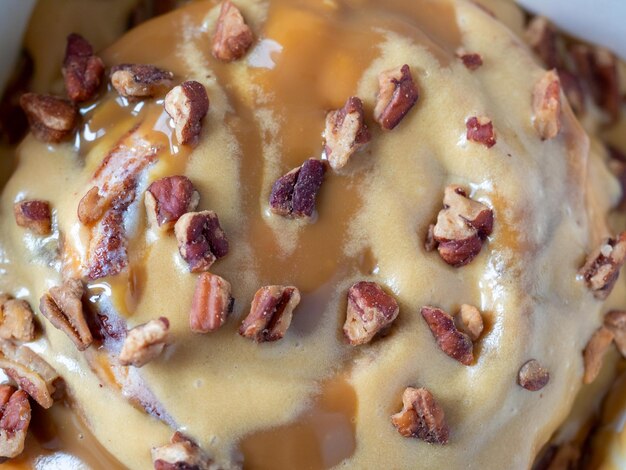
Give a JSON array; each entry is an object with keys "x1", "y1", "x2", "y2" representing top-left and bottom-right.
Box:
[{"x1": 1, "y1": 0, "x2": 624, "y2": 469}]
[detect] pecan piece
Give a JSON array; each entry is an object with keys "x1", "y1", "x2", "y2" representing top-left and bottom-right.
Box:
[
  {"x1": 0, "y1": 387, "x2": 30, "y2": 459},
  {"x1": 583, "y1": 326, "x2": 614, "y2": 384},
  {"x1": 374, "y1": 64, "x2": 419, "y2": 130},
  {"x1": 430, "y1": 185, "x2": 494, "y2": 267},
  {"x1": 0, "y1": 339, "x2": 60, "y2": 409},
  {"x1": 152, "y1": 432, "x2": 214, "y2": 470},
  {"x1": 190, "y1": 272, "x2": 233, "y2": 333},
  {"x1": 62, "y1": 33, "x2": 105, "y2": 102},
  {"x1": 110, "y1": 64, "x2": 174, "y2": 99},
  {"x1": 13, "y1": 200, "x2": 51, "y2": 235},
  {"x1": 421, "y1": 306, "x2": 473, "y2": 365},
  {"x1": 532, "y1": 70, "x2": 562, "y2": 140},
  {"x1": 579, "y1": 232, "x2": 626, "y2": 300},
  {"x1": 0, "y1": 299, "x2": 35, "y2": 342},
  {"x1": 174, "y1": 211, "x2": 229, "y2": 272},
  {"x1": 324, "y1": 96, "x2": 371, "y2": 170},
  {"x1": 269, "y1": 159, "x2": 327, "y2": 218},
  {"x1": 19, "y1": 93, "x2": 78, "y2": 143},
  {"x1": 239, "y1": 286, "x2": 300, "y2": 342},
  {"x1": 212, "y1": 0, "x2": 254, "y2": 62},
  {"x1": 77, "y1": 186, "x2": 108, "y2": 225},
  {"x1": 391, "y1": 387, "x2": 449, "y2": 444},
  {"x1": 466, "y1": 116, "x2": 496, "y2": 148},
  {"x1": 39, "y1": 279, "x2": 93, "y2": 351},
  {"x1": 557, "y1": 69, "x2": 585, "y2": 116},
  {"x1": 145, "y1": 176, "x2": 200, "y2": 231},
  {"x1": 164, "y1": 81, "x2": 210, "y2": 146},
  {"x1": 457, "y1": 304, "x2": 483, "y2": 341},
  {"x1": 525, "y1": 16, "x2": 560, "y2": 69},
  {"x1": 119, "y1": 317, "x2": 170, "y2": 367},
  {"x1": 456, "y1": 50, "x2": 483, "y2": 70},
  {"x1": 343, "y1": 281, "x2": 399, "y2": 345},
  {"x1": 604, "y1": 310, "x2": 626, "y2": 357},
  {"x1": 517, "y1": 359, "x2": 550, "y2": 391}
]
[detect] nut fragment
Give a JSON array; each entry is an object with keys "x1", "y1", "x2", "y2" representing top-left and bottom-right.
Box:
[
  {"x1": 525, "y1": 16, "x2": 560, "y2": 69},
  {"x1": 146, "y1": 176, "x2": 200, "y2": 231},
  {"x1": 190, "y1": 272, "x2": 233, "y2": 333},
  {"x1": 269, "y1": 159, "x2": 327, "y2": 218},
  {"x1": 374, "y1": 64, "x2": 419, "y2": 130},
  {"x1": 517, "y1": 359, "x2": 550, "y2": 391},
  {"x1": 557, "y1": 69, "x2": 585, "y2": 116},
  {"x1": 13, "y1": 200, "x2": 52, "y2": 235},
  {"x1": 0, "y1": 299, "x2": 35, "y2": 342},
  {"x1": 77, "y1": 186, "x2": 108, "y2": 225},
  {"x1": 19, "y1": 93, "x2": 78, "y2": 143},
  {"x1": 582, "y1": 326, "x2": 614, "y2": 384},
  {"x1": 421, "y1": 306, "x2": 473, "y2": 365},
  {"x1": 532, "y1": 70, "x2": 562, "y2": 140},
  {"x1": 0, "y1": 339, "x2": 60, "y2": 409},
  {"x1": 0, "y1": 387, "x2": 30, "y2": 459},
  {"x1": 239, "y1": 286, "x2": 300, "y2": 342},
  {"x1": 39, "y1": 279, "x2": 93, "y2": 351},
  {"x1": 604, "y1": 310, "x2": 626, "y2": 357},
  {"x1": 430, "y1": 186, "x2": 494, "y2": 267},
  {"x1": 110, "y1": 64, "x2": 174, "y2": 99},
  {"x1": 119, "y1": 317, "x2": 170, "y2": 367},
  {"x1": 62, "y1": 33, "x2": 105, "y2": 102},
  {"x1": 323, "y1": 96, "x2": 371, "y2": 170},
  {"x1": 456, "y1": 50, "x2": 483, "y2": 70},
  {"x1": 457, "y1": 304, "x2": 483, "y2": 341},
  {"x1": 174, "y1": 211, "x2": 229, "y2": 272},
  {"x1": 164, "y1": 81, "x2": 210, "y2": 146},
  {"x1": 579, "y1": 232, "x2": 626, "y2": 300},
  {"x1": 212, "y1": 0, "x2": 254, "y2": 62},
  {"x1": 343, "y1": 281, "x2": 399, "y2": 345},
  {"x1": 391, "y1": 387, "x2": 449, "y2": 444},
  {"x1": 152, "y1": 432, "x2": 215, "y2": 470},
  {"x1": 466, "y1": 116, "x2": 496, "y2": 148}
]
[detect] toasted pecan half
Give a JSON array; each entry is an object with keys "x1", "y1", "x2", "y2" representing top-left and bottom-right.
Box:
[
  {"x1": 324, "y1": 96, "x2": 371, "y2": 170},
  {"x1": 212, "y1": 0, "x2": 254, "y2": 62},
  {"x1": 343, "y1": 281, "x2": 399, "y2": 345},
  {"x1": 421, "y1": 306, "x2": 473, "y2": 365},
  {"x1": 13, "y1": 200, "x2": 52, "y2": 235},
  {"x1": 391, "y1": 387, "x2": 449, "y2": 444},
  {"x1": 580, "y1": 232, "x2": 626, "y2": 300},
  {"x1": 62, "y1": 33, "x2": 105, "y2": 102},
  {"x1": 0, "y1": 387, "x2": 31, "y2": 459},
  {"x1": 19, "y1": 93, "x2": 78, "y2": 143},
  {"x1": 239, "y1": 286, "x2": 300, "y2": 342},
  {"x1": 374, "y1": 64, "x2": 419, "y2": 130}
]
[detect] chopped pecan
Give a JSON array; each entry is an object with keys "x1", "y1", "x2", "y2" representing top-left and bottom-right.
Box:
[
  {"x1": 110, "y1": 64, "x2": 174, "y2": 99},
  {"x1": 532, "y1": 70, "x2": 562, "y2": 140},
  {"x1": 391, "y1": 387, "x2": 449, "y2": 444},
  {"x1": 119, "y1": 317, "x2": 170, "y2": 367},
  {"x1": 164, "y1": 81, "x2": 210, "y2": 146},
  {"x1": 579, "y1": 232, "x2": 626, "y2": 300},
  {"x1": 457, "y1": 304, "x2": 483, "y2": 341},
  {"x1": 269, "y1": 159, "x2": 327, "y2": 218},
  {"x1": 212, "y1": 0, "x2": 254, "y2": 62},
  {"x1": 0, "y1": 339, "x2": 60, "y2": 409},
  {"x1": 62, "y1": 33, "x2": 105, "y2": 102},
  {"x1": 604, "y1": 310, "x2": 626, "y2": 357},
  {"x1": 0, "y1": 299, "x2": 35, "y2": 342},
  {"x1": 374, "y1": 64, "x2": 419, "y2": 130},
  {"x1": 525, "y1": 16, "x2": 560, "y2": 69},
  {"x1": 145, "y1": 175, "x2": 200, "y2": 231},
  {"x1": 77, "y1": 186, "x2": 108, "y2": 225},
  {"x1": 152, "y1": 431, "x2": 214, "y2": 470},
  {"x1": 239, "y1": 286, "x2": 301, "y2": 342},
  {"x1": 324, "y1": 96, "x2": 371, "y2": 170},
  {"x1": 430, "y1": 185, "x2": 494, "y2": 267},
  {"x1": 39, "y1": 279, "x2": 93, "y2": 351},
  {"x1": 421, "y1": 306, "x2": 473, "y2": 365},
  {"x1": 0, "y1": 387, "x2": 30, "y2": 459},
  {"x1": 583, "y1": 326, "x2": 614, "y2": 384},
  {"x1": 190, "y1": 272, "x2": 233, "y2": 334},
  {"x1": 13, "y1": 200, "x2": 51, "y2": 235},
  {"x1": 517, "y1": 359, "x2": 550, "y2": 391},
  {"x1": 19, "y1": 93, "x2": 78, "y2": 143},
  {"x1": 466, "y1": 116, "x2": 496, "y2": 148},
  {"x1": 571, "y1": 45, "x2": 620, "y2": 122},
  {"x1": 456, "y1": 50, "x2": 483, "y2": 70},
  {"x1": 174, "y1": 211, "x2": 229, "y2": 272},
  {"x1": 343, "y1": 281, "x2": 399, "y2": 345}
]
